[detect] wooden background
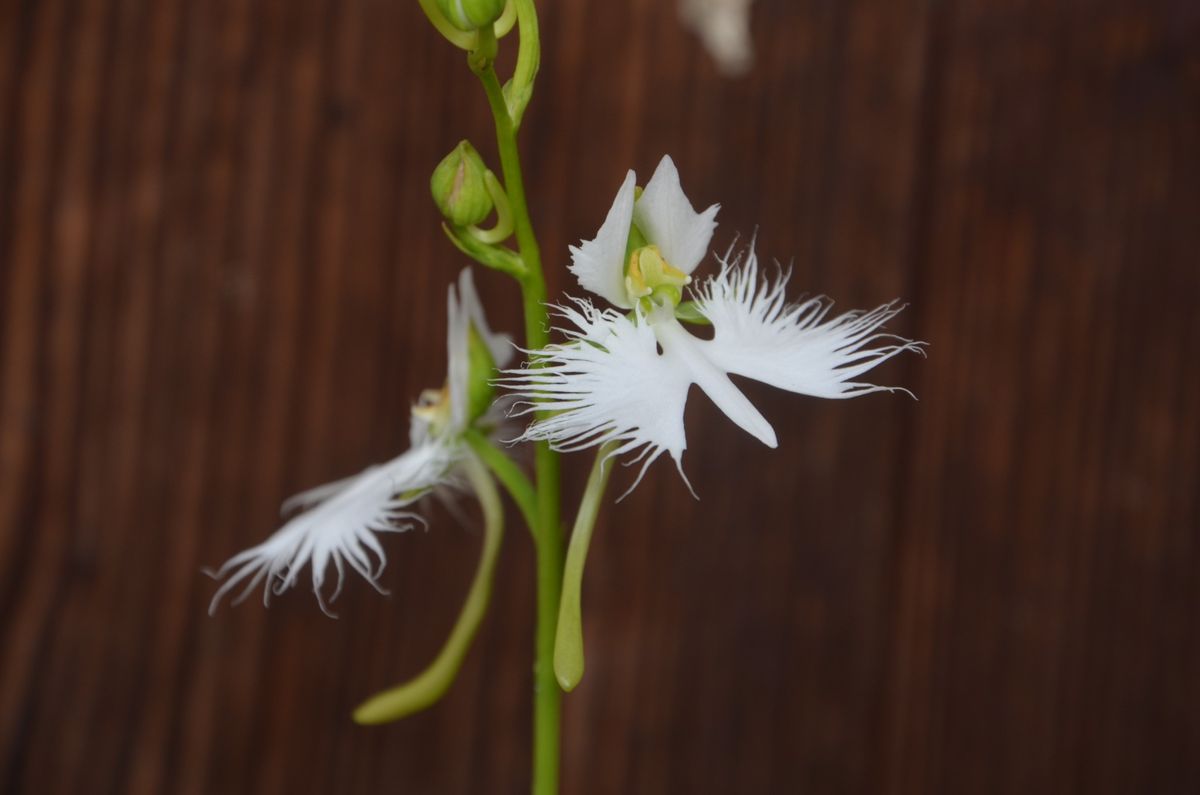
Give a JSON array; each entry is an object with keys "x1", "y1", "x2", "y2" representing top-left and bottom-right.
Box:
[{"x1": 2, "y1": 0, "x2": 1199, "y2": 792}]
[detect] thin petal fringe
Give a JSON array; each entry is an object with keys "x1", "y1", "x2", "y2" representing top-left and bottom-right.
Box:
[
  {"x1": 693, "y1": 243, "x2": 926, "y2": 399},
  {"x1": 206, "y1": 441, "x2": 456, "y2": 615},
  {"x1": 498, "y1": 299, "x2": 692, "y2": 495}
]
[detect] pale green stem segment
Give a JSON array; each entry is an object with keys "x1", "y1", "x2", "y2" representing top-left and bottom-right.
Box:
[
  {"x1": 463, "y1": 429, "x2": 538, "y2": 536},
  {"x1": 352, "y1": 454, "x2": 503, "y2": 725},
  {"x1": 553, "y1": 443, "x2": 616, "y2": 691},
  {"x1": 471, "y1": 12, "x2": 563, "y2": 794},
  {"x1": 416, "y1": 0, "x2": 476, "y2": 49}
]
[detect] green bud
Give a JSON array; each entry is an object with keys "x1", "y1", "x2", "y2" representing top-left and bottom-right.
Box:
[
  {"x1": 436, "y1": 0, "x2": 507, "y2": 32},
  {"x1": 431, "y1": 141, "x2": 494, "y2": 228},
  {"x1": 466, "y1": 325, "x2": 498, "y2": 423}
]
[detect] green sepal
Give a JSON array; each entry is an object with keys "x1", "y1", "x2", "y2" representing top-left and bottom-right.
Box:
[
  {"x1": 442, "y1": 223, "x2": 525, "y2": 278},
  {"x1": 466, "y1": 325, "x2": 498, "y2": 424},
  {"x1": 436, "y1": 0, "x2": 507, "y2": 32},
  {"x1": 493, "y1": 0, "x2": 517, "y2": 37},
  {"x1": 674, "y1": 301, "x2": 712, "y2": 325},
  {"x1": 416, "y1": 0, "x2": 476, "y2": 49}
]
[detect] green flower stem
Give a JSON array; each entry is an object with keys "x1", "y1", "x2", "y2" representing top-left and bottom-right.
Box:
[
  {"x1": 470, "y1": 19, "x2": 562, "y2": 794},
  {"x1": 464, "y1": 429, "x2": 538, "y2": 536},
  {"x1": 352, "y1": 454, "x2": 503, "y2": 725},
  {"x1": 553, "y1": 443, "x2": 615, "y2": 691}
]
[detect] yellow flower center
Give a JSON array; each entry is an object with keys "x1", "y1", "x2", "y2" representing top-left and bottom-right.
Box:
[
  {"x1": 625, "y1": 245, "x2": 690, "y2": 308},
  {"x1": 412, "y1": 385, "x2": 451, "y2": 427}
]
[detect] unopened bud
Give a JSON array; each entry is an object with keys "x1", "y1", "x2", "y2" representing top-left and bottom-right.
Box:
[
  {"x1": 431, "y1": 141, "x2": 494, "y2": 228},
  {"x1": 436, "y1": 0, "x2": 507, "y2": 32}
]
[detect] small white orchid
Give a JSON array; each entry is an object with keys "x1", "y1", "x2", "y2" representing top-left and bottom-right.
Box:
[
  {"x1": 210, "y1": 3, "x2": 930, "y2": 774},
  {"x1": 207, "y1": 269, "x2": 510, "y2": 615},
  {"x1": 504, "y1": 155, "x2": 923, "y2": 493}
]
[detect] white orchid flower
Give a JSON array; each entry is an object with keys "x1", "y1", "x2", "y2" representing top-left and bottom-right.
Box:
[
  {"x1": 208, "y1": 269, "x2": 510, "y2": 615},
  {"x1": 504, "y1": 155, "x2": 923, "y2": 493}
]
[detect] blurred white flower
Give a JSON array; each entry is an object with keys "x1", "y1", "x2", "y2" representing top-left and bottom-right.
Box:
[
  {"x1": 207, "y1": 269, "x2": 509, "y2": 614},
  {"x1": 504, "y1": 156, "x2": 922, "y2": 494},
  {"x1": 680, "y1": 0, "x2": 754, "y2": 76}
]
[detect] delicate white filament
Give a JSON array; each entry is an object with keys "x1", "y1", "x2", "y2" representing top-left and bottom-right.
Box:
[
  {"x1": 694, "y1": 245, "x2": 925, "y2": 398},
  {"x1": 207, "y1": 441, "x2": 455, "y2": 616},
  {"x1": 208, "y1": 268, "x2": 507, "y2": 615}
]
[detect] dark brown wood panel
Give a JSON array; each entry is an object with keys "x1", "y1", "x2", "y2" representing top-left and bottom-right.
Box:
[{"x1": 1, "y1": 0, "x2": 1197, "y2": 792}]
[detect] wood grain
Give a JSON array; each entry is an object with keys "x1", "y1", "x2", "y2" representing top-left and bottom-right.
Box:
[{"x1": 2, "y1": 0, "x2": 1198, "y2": 792}]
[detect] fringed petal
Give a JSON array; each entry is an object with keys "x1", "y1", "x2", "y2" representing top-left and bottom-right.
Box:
[
  {"x1": 207, "y1": 440, "x2": 456, "y2": 615},
  {"x1": 500, "y1": 300, "x2": 693, "y2": 495},
  {"x1": 694, "y1": 244, "x2": 925, "y2": 398}
]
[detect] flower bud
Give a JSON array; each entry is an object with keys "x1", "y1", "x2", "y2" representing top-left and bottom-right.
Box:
[
  {"x1": 431, "y1": 141, "x2": 494, "y2": 228},
  {"x1": 436, "y1": 0, "x2": 507, "y2": 32}
]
